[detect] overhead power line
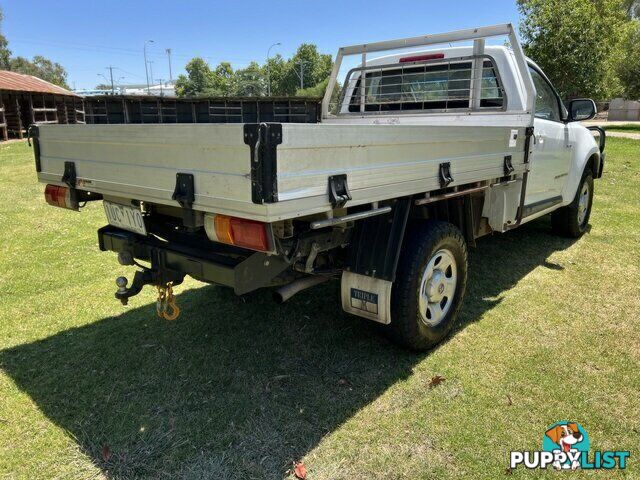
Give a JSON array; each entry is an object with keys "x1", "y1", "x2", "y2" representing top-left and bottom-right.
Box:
[{"x1": 10, "y1": 37, "x2": 256, "y2": 64}]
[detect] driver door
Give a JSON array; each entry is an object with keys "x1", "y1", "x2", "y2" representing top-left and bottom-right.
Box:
[{"x1": 524, "y1": 66, "x2": 571, "y2": 211}]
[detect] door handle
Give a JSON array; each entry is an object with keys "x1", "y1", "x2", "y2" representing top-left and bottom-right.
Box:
[{"x1": 534, "y1": 133, "x2": 544, "y2": 145}]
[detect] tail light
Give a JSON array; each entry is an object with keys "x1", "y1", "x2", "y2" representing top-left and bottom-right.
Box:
[
  {"x1": 399, "y1": 53, "x2": 444, "y2": 63},
  {"x1": 44, "y1": 184, "x2": 78, "y2": 210},
  {"x1": 204, "y1": 213, "x2": 273, "y2": 252}
]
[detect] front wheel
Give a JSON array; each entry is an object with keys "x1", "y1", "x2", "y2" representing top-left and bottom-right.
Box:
[
  {"x1": 389, "y1": 221, "x2": 468, "y2": 351},
  {"x1": 551, "y1": 169, "x2": 594, "y2": 238}
]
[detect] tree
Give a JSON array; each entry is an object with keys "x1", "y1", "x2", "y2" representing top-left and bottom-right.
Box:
[
  {"x1": 265, "y1": 54, "x2": 287, "y2": 96},
  {"x1": 616, "y1": 20, "x2": 640, "y2": 98},
  {"x1": 518, "y1": 0, "x2": 628, "y2": 100},
  {"x1": 175, "y1": 44, "x2": 334, "y2": 98},
  {"x1": 233, "y1": 61, "x2": 266, "y2": 96},
  {"x1": 273, "y1": 44, "x2": 333, "y2": 96},
  {"x1": 9, "y1": 55, "x2": 69, "y2": 88},
  {"x1": 211, "y1": 62, "x2": 235, "y2": 96},
  {"x1": 0, "y1": 9, "x2": 10, "y2": 69},
  {"x1": 175, "y1": 57, "x2": 214, "y2": 97}
]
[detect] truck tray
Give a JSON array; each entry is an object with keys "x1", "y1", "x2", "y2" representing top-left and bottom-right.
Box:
[{"x1": 34, "y1": 122, "x2": 528, "y2": 222}]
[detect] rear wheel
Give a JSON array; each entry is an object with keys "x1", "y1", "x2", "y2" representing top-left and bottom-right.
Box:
[
  {"x1": 389, "y1": 221, "x2": 468, "y2": 351},
  {"x1": 551, "y1": 169, "x2": 594, "y2": 238}
]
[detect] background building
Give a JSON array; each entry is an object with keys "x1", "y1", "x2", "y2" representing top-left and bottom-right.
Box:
[{"x1": 0, "y1": 71, "x2": 84, "y2": 141}]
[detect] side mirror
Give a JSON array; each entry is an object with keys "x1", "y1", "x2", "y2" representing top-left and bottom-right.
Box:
[{"x1": 568, "y1": 98, "x2": 597, "y2": 122}]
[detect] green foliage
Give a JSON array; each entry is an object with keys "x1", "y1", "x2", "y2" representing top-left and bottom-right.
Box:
[
  {"x1": 265, "y1": 54, "x2": 287, "y2": 95},
  {"x1": 175, "y1": 44, "x2": 332, "y2": 98},
  {"x1": 0, "y1": 8, "x2": 9, "y2": 69},
  {"x1": 8, "y1": 55, "x2": 69, "y2": 89},
  {"x1": 295, "y1": 77, "x2": 342, "y2": 111},
  {"x1": 296, "y1": 77, "x2": 329, "y2": 97},
  {"x1": 616, "y1": 21, "x2": 640, "y2": 98},
  {"x1": 234, "y1": 61, "x2": 266, "y2": 96},
  {"x1": 175, "y1": 57, "x2": 214, "y2": 97},
  {"x1": 278, "y1": 43, "x2": 333, "y2": 96},
  {"x1": 518, "y1": 0, "x2": 628, "y2": 100}
]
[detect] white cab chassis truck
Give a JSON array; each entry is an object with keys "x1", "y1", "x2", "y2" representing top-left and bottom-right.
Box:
[{"x1": 31, "y1": 24, "x2": 605, "y2": 350}]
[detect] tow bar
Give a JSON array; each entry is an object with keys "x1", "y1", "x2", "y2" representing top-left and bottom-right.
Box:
[{"x1": 114, "y1": 267, "x2": 185, "y2": 320}]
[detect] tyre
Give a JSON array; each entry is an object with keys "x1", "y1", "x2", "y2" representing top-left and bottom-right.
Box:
[
  {"x1": 551, "y1": 169, "x2": 594, "y2": 238},
  {"x1": 389, "y1": 220, "x2": 468, "y2": 351}
]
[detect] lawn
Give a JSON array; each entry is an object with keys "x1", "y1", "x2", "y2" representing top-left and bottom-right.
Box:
[
  {"x1": 603, "y1": 123, "x2": 640, "y2": 134},
  {"x1": 0, "y1": 139, "x2": 638, "y2": 479}
]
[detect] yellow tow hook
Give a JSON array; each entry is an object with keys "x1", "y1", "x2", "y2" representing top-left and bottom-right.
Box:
[{"x1": 156, "y1": 282, "x2": 180, "y2": 321}]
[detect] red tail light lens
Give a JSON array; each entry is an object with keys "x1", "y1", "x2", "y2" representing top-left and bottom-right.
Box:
[
  {"x1": 44, "y1": 184, "x2": 78, "y2": 210},
  {"x1": 205, "y1": 213, "x2": 273, "y2": 252}
]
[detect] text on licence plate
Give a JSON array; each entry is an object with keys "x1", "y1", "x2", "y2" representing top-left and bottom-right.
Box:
[{"x1": 103, "y1": 201, "x2": 147, "y2": 235}]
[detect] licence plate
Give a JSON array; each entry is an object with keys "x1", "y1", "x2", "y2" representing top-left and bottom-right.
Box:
[{"x1": 103, "y1": 201, "x2": 147, "y2": 235}]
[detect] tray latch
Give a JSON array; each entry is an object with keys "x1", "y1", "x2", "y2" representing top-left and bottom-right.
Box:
[
  {"x1": 328, "y1": 174, "x2": 352, "y2": 208},
  {"x1": 503, "y1": 155, "x2": 514, "y2": 176},
  {"x1": 439, "y1": 162, "x2": 453, "y2": 188}
]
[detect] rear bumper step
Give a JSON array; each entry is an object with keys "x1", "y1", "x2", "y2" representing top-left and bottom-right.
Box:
[{"x1": 98, "y1": 226, "x2": 291, "y2": 294}]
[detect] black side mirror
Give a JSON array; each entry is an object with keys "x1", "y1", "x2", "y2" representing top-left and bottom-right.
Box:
[{"x1": 568, "y1": 98, "x2": 597, "y2": 122}]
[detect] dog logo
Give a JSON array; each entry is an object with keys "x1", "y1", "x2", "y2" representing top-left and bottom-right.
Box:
[
  {"x1": 543, "y1": 422, "x2": 589, "y2": 470},
  {"x1": 510, "y1": 421, "x2": 630, "y2": 470}
]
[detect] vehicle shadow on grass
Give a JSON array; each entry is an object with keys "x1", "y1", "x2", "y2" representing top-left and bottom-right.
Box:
[{"x1": 0, "y1": 217, "x2": 576, "y2": 479}]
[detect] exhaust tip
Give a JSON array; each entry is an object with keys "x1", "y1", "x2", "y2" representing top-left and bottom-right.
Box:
[
  {"x1": 273, "y1": 276, "x2": 329, "y2": 303},
  {"x1": 272, "y1": 291, "x2": 286, "y2": 304}
]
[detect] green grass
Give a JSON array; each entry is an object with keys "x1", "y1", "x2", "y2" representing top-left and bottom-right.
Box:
[
  {"x1": 603, "y1": 123, "x2": 640, "y2": 134},
  {"x1": 1, "y1": 139, "x2": 639, "y2": 479}
]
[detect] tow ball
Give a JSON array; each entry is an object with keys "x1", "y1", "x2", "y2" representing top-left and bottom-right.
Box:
[{"x1": 114, "y1": 269, "x2": 184, "y2": 321}]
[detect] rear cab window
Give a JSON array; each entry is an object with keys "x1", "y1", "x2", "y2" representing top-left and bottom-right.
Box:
[{"x1": 347, "y1": 58, "x2": 504, "y2": 113}]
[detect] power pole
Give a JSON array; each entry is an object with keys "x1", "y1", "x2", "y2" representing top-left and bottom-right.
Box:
[
  {"x1": 294, "y1": 60, "x2": 309, "y2": 89},
  {"x1": 266, "y1": 42, "x2": 281, "y2": 97},
  {"x1": 148, "y1": 61, "x2": 154, "y2": 88},
  {"x1": 166, "y1": 48, "x2": 173, "y2": 82},
  {"x1": 106, "y1": 66, "x2": 115, "y2": 94},
  {"x1": 144, "y1": 40, "x2": 154, "y2": 94},
  {"x1": 299, "y1": 61, "x2": 304, "y2": 89}
]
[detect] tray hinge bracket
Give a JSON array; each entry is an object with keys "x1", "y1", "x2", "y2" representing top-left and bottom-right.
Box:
[
  {"x1": 439, "y1": 162, "x2": 453, "y2": 188},
  {"x1": 28, "y1": 124, "x2": 42, "y2": 172},
  {"x1": 244, "y1": 123, "x2": 282, "y2": 204},
  {"x1": 61, "y1": 161, "x2": 77, "y2": 188},
  {"x1": 60, "y1": 161, "x2": 80, "y2": 210},
  {"x1": 328, "y1": 174, "x2": 352, "y2": 208}
]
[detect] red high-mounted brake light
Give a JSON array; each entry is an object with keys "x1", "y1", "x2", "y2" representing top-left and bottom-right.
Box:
[
  {"x1": 399, "y1": 53, "x2": 445, "y2": 63},
  {"x1": 44, "y1": 184, "x2": 78, "y2": 210},
  {"x1": 204, "y1": 213, "x2": 273, "y2": 252}
]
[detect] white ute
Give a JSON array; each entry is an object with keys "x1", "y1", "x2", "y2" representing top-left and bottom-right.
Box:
[{"x1": 31, "y1": 24, "x2": 605, "y2": 350}]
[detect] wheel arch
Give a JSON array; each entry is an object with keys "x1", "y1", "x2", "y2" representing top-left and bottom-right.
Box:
[
  {"x1": 564, "y1": 144, "x2": 600, "y2": 205},
  {"x1": 345, "y1": 193, "x2": 480, "y2": 283}
]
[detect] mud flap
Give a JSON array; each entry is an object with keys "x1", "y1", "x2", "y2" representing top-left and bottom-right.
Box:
[{"x1": 341, "y1": 271, "x2": 392, "y2": 324}]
